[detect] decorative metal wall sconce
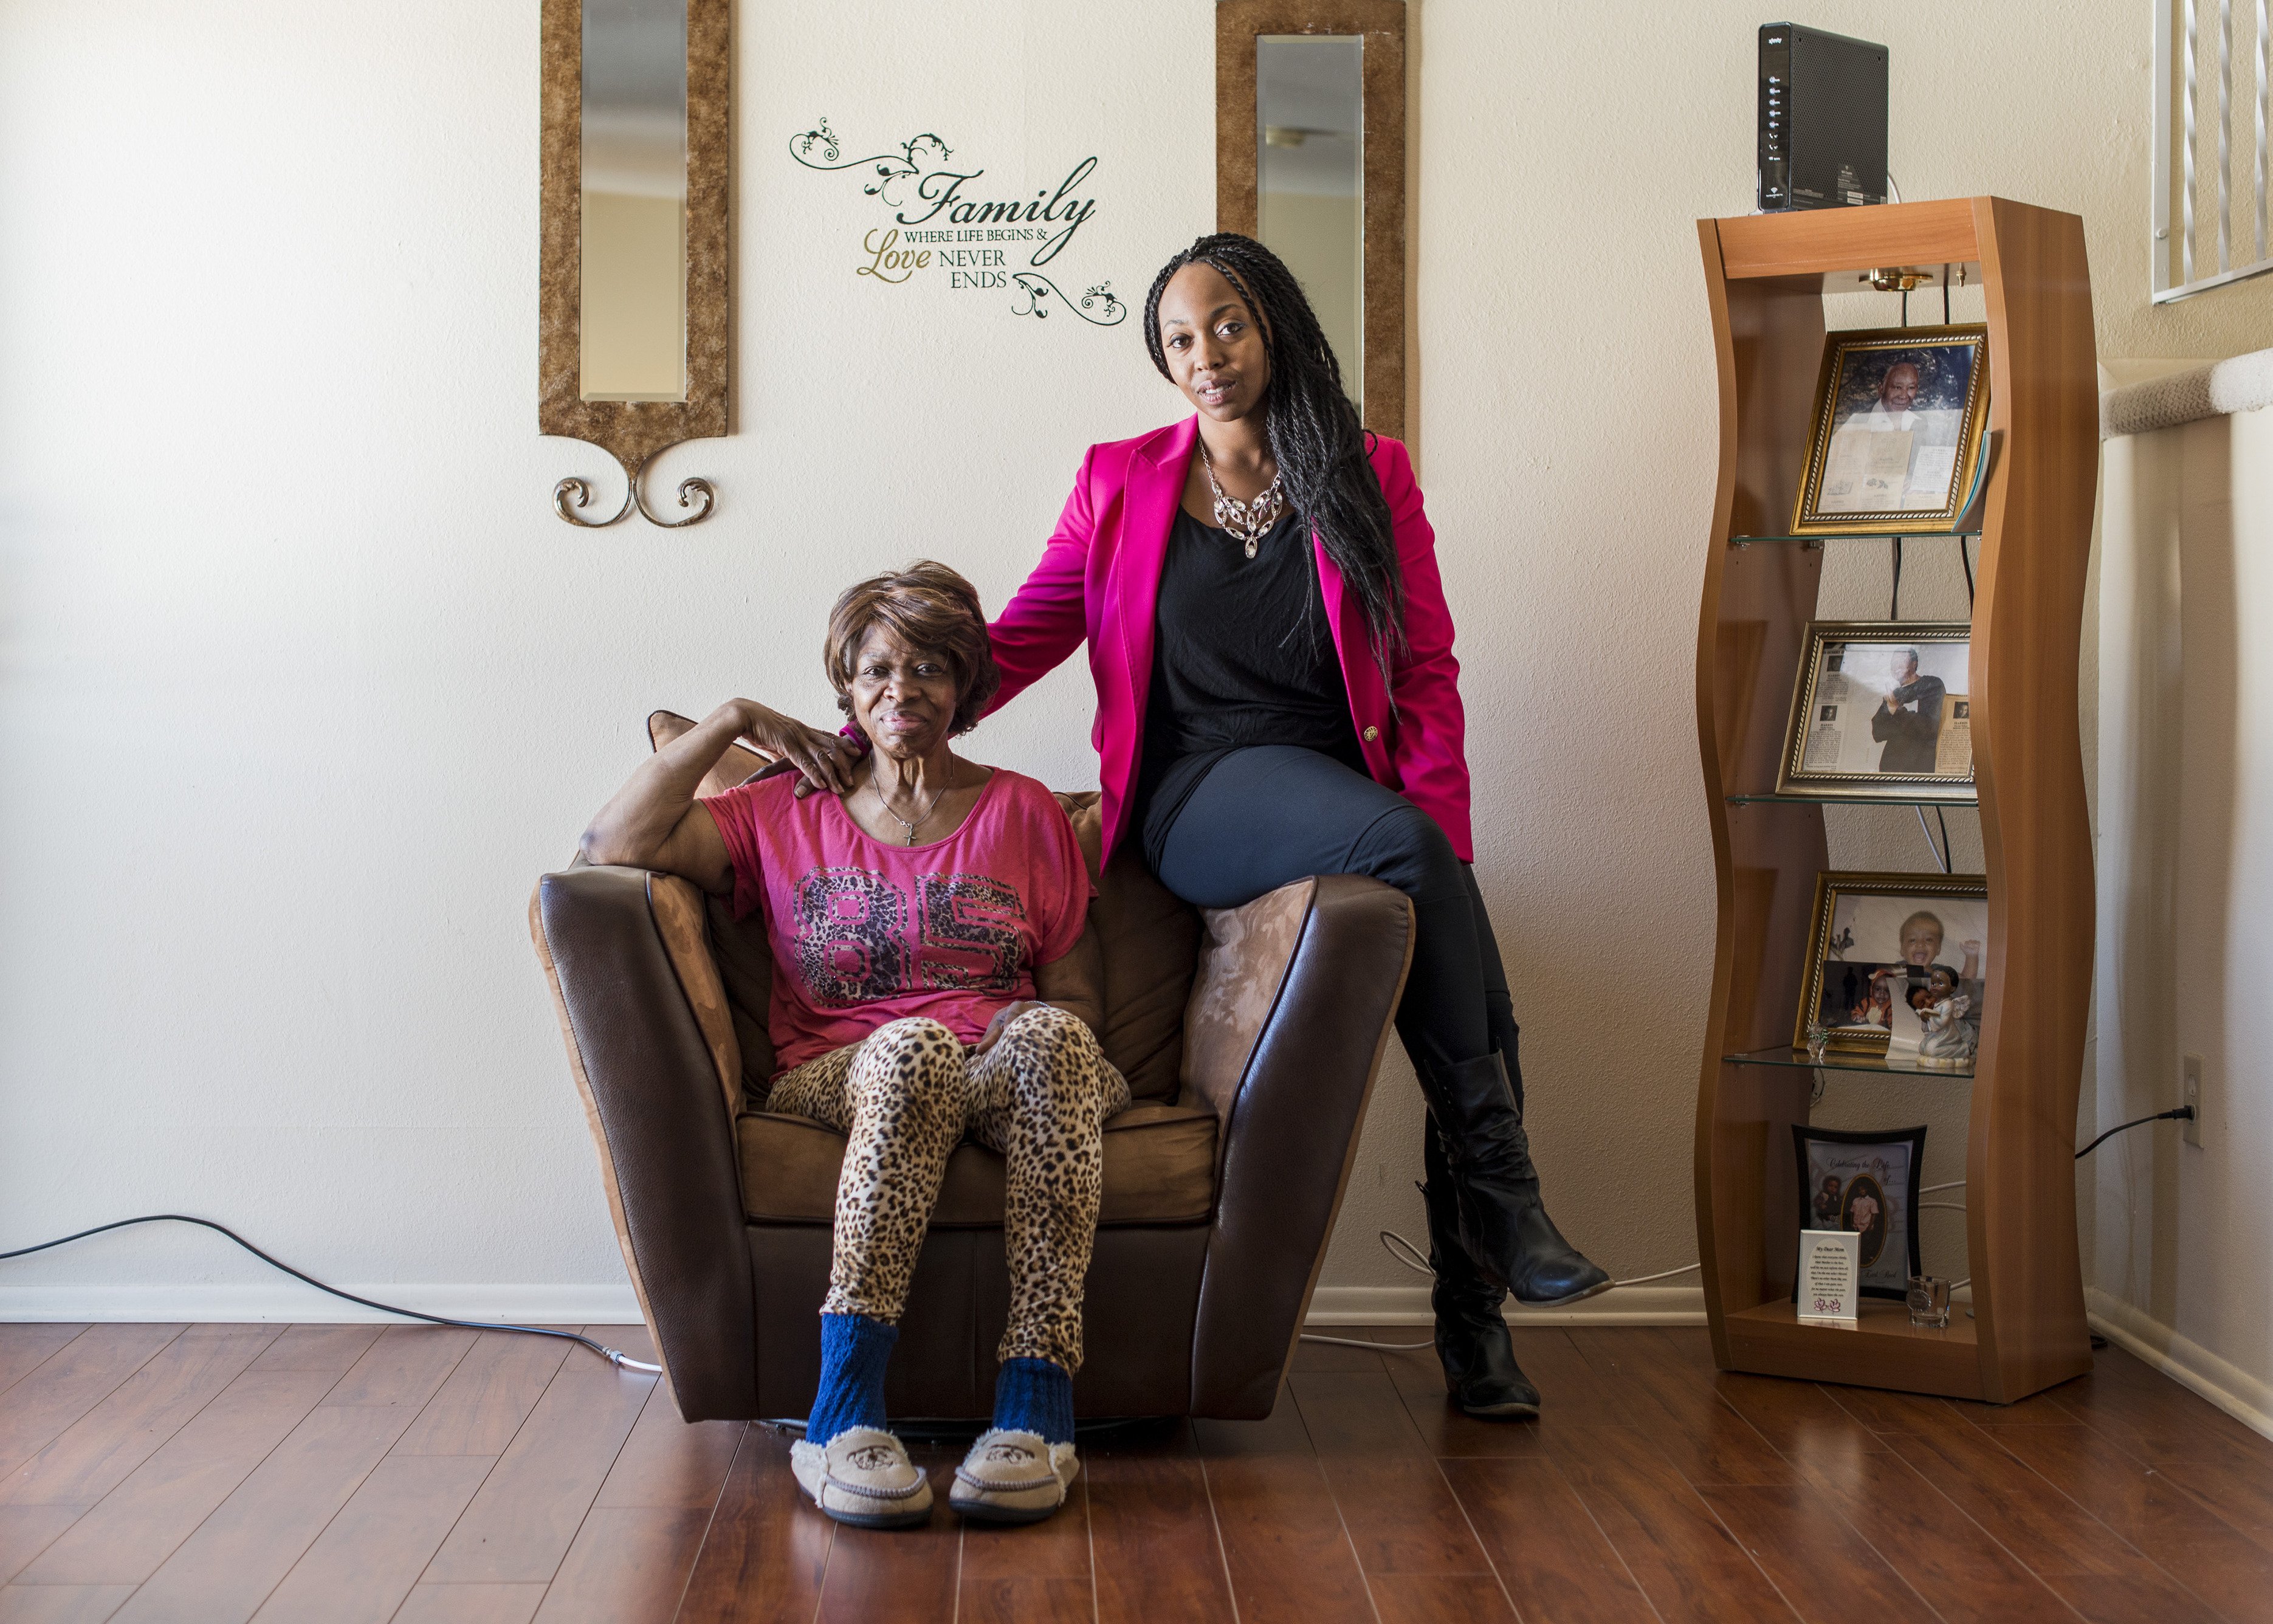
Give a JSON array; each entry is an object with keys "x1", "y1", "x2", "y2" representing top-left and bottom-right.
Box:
[{"x1": 539, "y1": 0, "x2": 728, "y2": 527}]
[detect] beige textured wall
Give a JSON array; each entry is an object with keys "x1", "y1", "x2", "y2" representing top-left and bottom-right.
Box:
[
  {"x1": 1319, "y1": 0, "x2": 2269, "y2": 1302},
  {"x1": 0, "y1": 0, "x2": 2265, "y2": 1317},
  {"x1": 2094, "y1": 393, "x2": 2273, "y2": 1420}
]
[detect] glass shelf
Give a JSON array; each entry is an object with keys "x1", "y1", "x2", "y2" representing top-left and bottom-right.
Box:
[
  {"x1": 1722, "y1": 1045, "x2": 1975, "y2": 1079},
  {"x1": 1727, "y1": 531, "x2": 1980, "y2": 546},
  {"x1": 1725, "y1": 791, "x2": 1977, "y2": 808}
]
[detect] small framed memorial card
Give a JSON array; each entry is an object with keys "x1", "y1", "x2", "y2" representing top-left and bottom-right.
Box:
[
  {"x1": 1797, "y1": 1230, "x2": 1862, "y2": 1322},
  {"x1": 1793, "y1": 1123, "x2": 1928, "y2": 1300}
]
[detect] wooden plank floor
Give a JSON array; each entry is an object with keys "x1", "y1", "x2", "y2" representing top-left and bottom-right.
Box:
[{"x1": 1, "y1": 1323, "x2": 2269, "y2": 1622}]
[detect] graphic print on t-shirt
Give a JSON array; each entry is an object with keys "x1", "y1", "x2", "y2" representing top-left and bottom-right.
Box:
[
  {"x1": 794, "y1": 868, "x2": 911, "y2": 1005},
  {"x1": 791, "y1": 867, "x2": 1027, "y2": 1006},
  {"x1": 701, "y1": 768, "x2": 1091, "y2": 1072},
  {"x1": 918, "y1": 873, "x2": 1025, "y2": 991}
]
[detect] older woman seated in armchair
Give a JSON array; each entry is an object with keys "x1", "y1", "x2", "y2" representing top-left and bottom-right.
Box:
[{"x1": 579, "y1": 561, "x2": 1124, "y2": 1530}]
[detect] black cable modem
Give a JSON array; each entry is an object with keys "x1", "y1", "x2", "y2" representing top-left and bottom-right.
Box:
[{"x1": 1758, "y1": 23, "x2": 1888, "y2": 212}]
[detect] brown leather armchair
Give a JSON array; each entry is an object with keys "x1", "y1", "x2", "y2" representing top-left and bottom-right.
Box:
[{"x1": 529, "y1": 789, "x2": 1414, "y2": 1423}]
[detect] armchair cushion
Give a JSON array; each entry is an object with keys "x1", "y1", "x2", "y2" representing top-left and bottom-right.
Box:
[{"x1": 735, "y1": 1100, "x2": 1218, "y2": 1228}]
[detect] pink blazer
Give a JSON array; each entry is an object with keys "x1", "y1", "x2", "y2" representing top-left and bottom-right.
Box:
[{"x1": 985, "y1": 415, "x2": 1473, "y2": 864}]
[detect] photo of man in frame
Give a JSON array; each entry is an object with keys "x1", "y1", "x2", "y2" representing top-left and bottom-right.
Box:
[
  {"x1": 1797, "y1": 636, "x2": 1971, "y2": 780},
  {"x1": 1871, "y1": 647, "x2": 1945, "y2": 772}
]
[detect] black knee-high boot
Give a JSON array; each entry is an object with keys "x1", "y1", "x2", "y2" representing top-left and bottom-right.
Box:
[
  {"x1": 1422, "y1": 1127, "x2": 1539, "y2": 1417},
  {"x1": 1418, "y1": 1021, "x2": 1610, "y2": 1306}
]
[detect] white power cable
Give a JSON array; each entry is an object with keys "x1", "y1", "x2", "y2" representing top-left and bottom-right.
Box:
[
  {"x1": 1381, "y1": 1228, "x2": 1432, "y2": 1275},
  {"x1": 1611, "y1": 1261, "x2": 1708, "y2": 1285},
  {"x1": 1297, "y1": 1231, "x2": 1705, "y2": 1352}
]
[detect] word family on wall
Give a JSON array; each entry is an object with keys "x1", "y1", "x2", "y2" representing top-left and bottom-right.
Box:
[{"x1": 791, "y1": 120, "x2": 1126, "y2": 326}]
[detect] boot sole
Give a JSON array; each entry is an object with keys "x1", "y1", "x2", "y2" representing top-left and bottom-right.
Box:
[
  {"x1": 1510, "y1": 1275, "x2": 1615, "y2": 1308},
  {"x1": 1457, "y1": 1398, "x2": 1541, "y2": 1419}
]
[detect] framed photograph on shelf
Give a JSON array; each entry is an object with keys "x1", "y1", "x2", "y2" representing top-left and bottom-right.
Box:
[
  {"x1": 1776, "y1": 621, "x2": 1974, "y2": 801},
  {"x1": 1791, "y1": 325, "x2": 1989, "y2": 535},
  {"x1": 1792, "y1": 1123, "x2": 1927, "y2": 1301},
  {"x1": 1797, "y1": 872, "x2": 1988, "y2": 1064}
]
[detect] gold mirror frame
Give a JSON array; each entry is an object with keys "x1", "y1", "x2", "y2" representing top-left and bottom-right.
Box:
[
  {"x1": 539, "y1": 0, "x2": 729, "y2": 528},
  {"x1": 1216, "y1": 0, "x2": 1406, "y2": 444}
]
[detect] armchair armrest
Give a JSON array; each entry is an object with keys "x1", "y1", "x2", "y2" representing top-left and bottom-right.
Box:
[
  {"x1": 531, "y1": 864, "x2": 758, "y2": 1420},
  {"x1": 1181, "y1": 874, "x2": 1416, "y2": 1416}
]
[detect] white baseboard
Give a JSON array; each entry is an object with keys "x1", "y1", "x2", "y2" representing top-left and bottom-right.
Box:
[
  {"x1": 2086, "y1": 1287, "x2": 2273, "y2": 1442},
  {"x1": 1, "y1": 1280, "x2": 1705, "y2": 1332},
  {"x1": 1308, "y1": 1284, "x2": 1706, "y2": 1327},
  {"x1": 0, "y1": 1284, "x2": 644, "y2": 1325}
]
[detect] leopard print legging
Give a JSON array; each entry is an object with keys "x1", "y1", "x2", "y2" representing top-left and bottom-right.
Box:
[{"x1": 763, "y1": 1005, "x2": 1130, "y2": 1374}]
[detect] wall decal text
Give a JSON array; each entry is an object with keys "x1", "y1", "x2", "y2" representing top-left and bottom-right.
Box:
[{"x1": 791, "y1": 120, "x2": 1125, "y2": 325}]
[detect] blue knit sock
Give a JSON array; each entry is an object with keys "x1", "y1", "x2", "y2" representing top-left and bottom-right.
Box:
[
  {"x1": 805, "y1": 1313, "x2": 897, "y2": 1445},
  {"x1": 992, "y1": 1357, "x2": 1075, "y2": 1445}
]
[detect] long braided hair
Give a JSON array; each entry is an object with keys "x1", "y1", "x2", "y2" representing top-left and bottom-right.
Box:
[{"x1": 1141, "y1": 233, "x2": 1405, "y2": 667}]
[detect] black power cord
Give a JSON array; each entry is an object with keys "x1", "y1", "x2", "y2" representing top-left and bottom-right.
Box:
[
  {"x1": 2070, "y1": 1110, "x2": 2192, "y2": 1352},
  {"x1": 2075, "y1": 1107, "x2": 2195, "y2": 1159},
  {"x1": 14, "y1": 1113, "x2": 2192, "y2": 1367},
  {"x1": 0, "y1": 1214, "x2": 661, "y2": 1373}
]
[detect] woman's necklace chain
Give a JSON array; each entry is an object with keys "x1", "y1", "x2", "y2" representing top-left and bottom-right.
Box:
[
  {"x1": 870, "y1": 762, "x2": 952, "y2": 845},
  {"x1": 1198, "y1": 441, "x2": 1285, "y2": 559}
]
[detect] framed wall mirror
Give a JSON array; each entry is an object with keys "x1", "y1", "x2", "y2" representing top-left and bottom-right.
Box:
[
  {"x1": 539, "y1": 0, "x2": 728, "y2": 527},
  {"x1": 1216, "y1": 0, "x2": 1406, "y2": 442}
]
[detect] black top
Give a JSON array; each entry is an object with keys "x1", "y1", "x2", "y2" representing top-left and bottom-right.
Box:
[
  {"x1": 1135, "y1": 506, "x2": 1366, "y2": 857},
  {"x1": 1871, "y1": 675, "x2": 1948, "y2": 774}
]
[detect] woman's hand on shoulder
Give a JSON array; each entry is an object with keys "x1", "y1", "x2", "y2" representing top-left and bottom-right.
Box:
[{"x1": 717, "y1": 699, "x2": 862, "y2": 797}]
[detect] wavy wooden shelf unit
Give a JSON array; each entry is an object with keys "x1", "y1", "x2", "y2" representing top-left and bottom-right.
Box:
[{"x1": 1692, "y1": 198, "x2": 2097, "y2": 1403}]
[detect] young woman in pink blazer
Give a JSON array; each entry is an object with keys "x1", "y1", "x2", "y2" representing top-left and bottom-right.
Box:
[{"x1": 983, "y1": 235, "x2": 1606, "y2": 1419}]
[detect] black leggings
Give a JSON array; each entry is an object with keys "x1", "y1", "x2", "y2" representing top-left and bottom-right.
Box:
[{"x1": 1140, "y1": 745, "x2": 1516, "y2": 1092}]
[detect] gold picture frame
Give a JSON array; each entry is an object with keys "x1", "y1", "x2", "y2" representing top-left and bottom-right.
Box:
[
  {"x1": 1775, "y1": 621, "x2": 1975, "y2": 802},
  {"x1": 1790, "y1": 325, "x2": 1989, "y2": 535},
  {"x1": 1796, "y1": 872, "x2": 1989, "y2": 1057}
]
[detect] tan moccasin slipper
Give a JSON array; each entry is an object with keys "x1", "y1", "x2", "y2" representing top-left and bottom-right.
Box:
[
  {"x1": 789, "y1": 1426, "x2": 934, "y2": 1529},
  {"x1": 948, "y1": 1428, "x2": 1079, "y2": 1524}
]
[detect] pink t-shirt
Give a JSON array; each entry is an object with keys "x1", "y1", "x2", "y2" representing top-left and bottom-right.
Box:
[{"x1": 701, "y1": 768, "x2": 1092, "y2": 1076}]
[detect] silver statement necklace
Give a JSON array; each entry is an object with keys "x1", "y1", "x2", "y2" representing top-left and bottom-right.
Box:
[
  {"x1": 870, "y1": 762, "x2": 952, "y2": 845},
  {"x1": 1199, "y1": 440, "x2": 1285, "y2": 559}
]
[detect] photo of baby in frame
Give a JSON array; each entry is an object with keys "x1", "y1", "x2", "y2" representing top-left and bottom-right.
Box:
[
  {"x1": 1776, "y1": 621, "x2": 1975, "y2": 801},
  {"x1": 1792, "y1": 325, "x2": 1989, "y2": 534},
  {"x1": 1796, "y1": 872, "x2": 1989, "y2": 1064}
]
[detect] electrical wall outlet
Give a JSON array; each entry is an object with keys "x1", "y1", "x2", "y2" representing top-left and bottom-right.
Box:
[{"x1": 2183, "y1": 1052, "x2": 2205, "y2": 1147}]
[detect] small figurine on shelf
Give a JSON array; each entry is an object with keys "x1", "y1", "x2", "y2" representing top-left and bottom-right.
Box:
[{"x1": 1915, "y1": 985, "x2": 1978, "y2": 1065}]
